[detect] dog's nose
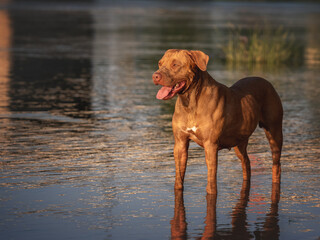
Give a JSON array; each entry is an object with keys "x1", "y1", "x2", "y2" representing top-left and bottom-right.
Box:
[{"x1": 152, "y1": 72, "x2": 162, "y2": 84}]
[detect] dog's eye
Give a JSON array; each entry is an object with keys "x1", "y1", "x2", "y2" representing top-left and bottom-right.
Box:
[{"x1": 172, "y1": 63, "x2": 179, "y2": 68}]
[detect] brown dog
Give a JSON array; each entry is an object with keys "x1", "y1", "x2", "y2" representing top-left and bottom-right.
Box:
[{"x1": 153, "y1": 49, "x2": 283, "y2": 194}]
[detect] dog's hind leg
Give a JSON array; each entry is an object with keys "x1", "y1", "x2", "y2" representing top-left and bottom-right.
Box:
[
  {"x1": 264, "y1": 124, "x2": 283, "y2": 183},
  {"x1": 259, "y1": 91, "x2": 283, "y2": 183},
  {"x1": 234, "y1": 140, "x2": 251, "y2": 181},
  {"x1": 259, "y1": 85, "x2": 283, "y2": 183}
]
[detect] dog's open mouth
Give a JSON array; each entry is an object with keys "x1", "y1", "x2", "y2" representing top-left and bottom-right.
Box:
[{"x1": 156, "y1": 81, "x2": 186, "y2": 100}]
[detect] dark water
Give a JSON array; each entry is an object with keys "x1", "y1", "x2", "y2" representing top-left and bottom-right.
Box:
[{"x1": 0, "y1": 1, "x2": 319, "y2": 239}]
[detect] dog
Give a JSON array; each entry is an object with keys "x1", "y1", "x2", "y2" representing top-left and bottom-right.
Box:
[{"x1": 153, "y1": 49, "x2": 283, "y2": 194}]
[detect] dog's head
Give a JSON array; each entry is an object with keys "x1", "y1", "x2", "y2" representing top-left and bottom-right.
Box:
[{"x1": 153, "y1": 49, "x2": 209, "y2": 100}]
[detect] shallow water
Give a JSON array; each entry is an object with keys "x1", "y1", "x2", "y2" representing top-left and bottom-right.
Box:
[{"x1": 0, "y1": 1, "x2": 319, "y2": 239}]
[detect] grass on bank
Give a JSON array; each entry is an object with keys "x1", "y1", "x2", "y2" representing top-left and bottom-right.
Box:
[{"x1": 222, "y1": 25, "x2": 300, "y2": 67}]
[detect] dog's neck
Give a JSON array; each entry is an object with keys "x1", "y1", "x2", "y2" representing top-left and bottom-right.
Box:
[{"x1": 178, "y1": 70, "x2": 217, "y2": 108}]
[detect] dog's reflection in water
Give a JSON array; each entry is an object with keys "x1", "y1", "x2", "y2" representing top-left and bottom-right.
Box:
[{"x1": 171, "y1": 182, "x2": 280, "y2": 240}]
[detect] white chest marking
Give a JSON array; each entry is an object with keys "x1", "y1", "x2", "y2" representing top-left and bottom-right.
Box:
[{"x1": 186, "y1": 126, "x2": 198, "y2": 133}]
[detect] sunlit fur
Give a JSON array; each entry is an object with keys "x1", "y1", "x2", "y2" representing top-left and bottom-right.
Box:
[{"x1": 157, "y1": 50, "x2": 197, "y2": 90}]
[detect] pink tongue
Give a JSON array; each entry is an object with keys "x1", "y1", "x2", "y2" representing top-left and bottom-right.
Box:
[{"x1": 156, "y1": 86, "x2": 173, "y2": 100}]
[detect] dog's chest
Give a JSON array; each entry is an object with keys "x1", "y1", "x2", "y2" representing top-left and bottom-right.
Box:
[
  {"x1": 186, "y1": 126, "x2": 198, "y2": 133},
  {"x1": 173, "y1": 109, "x2": 204, "y2": 145},
  {"x1": 180, "y1": 125, "x2": 203, "y2": 146}
]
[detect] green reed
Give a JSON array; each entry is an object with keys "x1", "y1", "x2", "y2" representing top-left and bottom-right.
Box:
[{"x1": 223, "y1": 25, "x2": 297, "y2": 66}]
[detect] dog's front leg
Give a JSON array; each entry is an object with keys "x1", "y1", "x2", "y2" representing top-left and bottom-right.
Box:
[
  {"x1": 204, "y1": 143, "x2": 219, "y2": 194},
  {"x1": 174, "y1": 138, "x2": 189, "y2": 190}
]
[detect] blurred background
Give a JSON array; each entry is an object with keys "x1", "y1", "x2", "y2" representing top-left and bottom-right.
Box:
[{"x1": 0, "y1": 0, "x2": 319, "y2": 239}]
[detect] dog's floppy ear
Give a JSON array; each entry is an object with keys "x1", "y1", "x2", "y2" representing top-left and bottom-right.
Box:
[{"x1": 188, "y1": 50, "x2": 209, "y2": 71}]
